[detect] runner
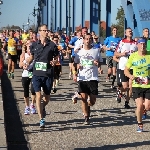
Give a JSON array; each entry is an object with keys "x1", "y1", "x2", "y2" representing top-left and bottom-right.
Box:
[
  {"x1": 103, "y1": 27, "x2": 121, "y2": 88},
  {"x1": 3, "y1": 30, "x2": 19, "y2": 79},
  {"x1": 114, "y1": 27, "x2": 137, "y2": 108},
  {"x1": 73, "y1": 33, "x2": 103, "y2": 124},
  {"x1": 27, "y1": 24, "x2": 59, "y2": 128},
  {"x1": 19, "y1": 39, "x2": 36, "y2": 115},
  {"x1": 124, "y1": 38, "x2": 150, "y2": 132}
]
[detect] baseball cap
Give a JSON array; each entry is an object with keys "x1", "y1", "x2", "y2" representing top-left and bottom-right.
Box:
[{"x1": 137, "y1": 38, "x2": 146, "y2": 44}]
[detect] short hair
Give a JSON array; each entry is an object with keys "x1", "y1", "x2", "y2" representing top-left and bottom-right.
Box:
[
  {"x1": 38, "y1": 24, "x2": 47, "y2": 31},
  {"x1": 143, "y1": 28, "x2": 149, "y2": 31},
  {"x1": 111, "y1": 26, "x2": 118, "y2": 31},
  {"x1": 77, "y1": 29, "x2": 82, "y2": 33},
  {"x1": 83, "y1": 33, "x2": 92, "y2": 39},
  {"x1": 52, "y1": 35, "x2": 58, "y2": 40},
  {"x1": 82, "y1": 27, "x2": 88, "y2": 30}
]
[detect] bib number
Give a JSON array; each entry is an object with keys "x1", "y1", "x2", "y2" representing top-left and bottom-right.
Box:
[
  {"x1": 9, "y1": 47, "x2": 15, "y2": 51},
  {"x1": 35, "y1": 62, "x2": 47, "y2": 71},
  {"x1": 17, "y1": 46, "x2": 22, "y2": 49},
  {"x1": 28, "y1": 72, "x2": 33, "y2": 78},
  {"x1": 135, "y1": 76, "x2": 148, "y2": 85}
]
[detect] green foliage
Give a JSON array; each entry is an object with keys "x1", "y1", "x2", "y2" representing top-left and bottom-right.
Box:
[{"x1": 112, "y1": 6, "x2": 125, "y2": 38}]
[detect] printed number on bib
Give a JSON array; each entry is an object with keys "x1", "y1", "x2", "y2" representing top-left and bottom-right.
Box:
[
  {"x1": 9, "y1": 47, "x2": 15, "y2": 51},
  {"x1": 135, "y1": 76, "x2": 148, "y2": 85},
  {"x1": 35, "y1": 62, "x2": 47, "y2": 71},
  {"x1": 17, "y1": 46, "x2": 22, "y2": 49}
]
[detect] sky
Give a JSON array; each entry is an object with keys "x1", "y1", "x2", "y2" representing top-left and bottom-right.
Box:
[{"x1": 0, "y1": 0, "x2": 122, "y2": 29}]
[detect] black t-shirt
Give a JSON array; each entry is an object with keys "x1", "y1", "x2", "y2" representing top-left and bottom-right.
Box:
[{"x1": 31, "y1": 39, "x2": 59, "y2": 77}]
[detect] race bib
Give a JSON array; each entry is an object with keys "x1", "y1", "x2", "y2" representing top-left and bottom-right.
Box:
[
  {"x1": 17, "y1": 46, "x2": 22, "y2": 49},
  {"x1": 28, "y1": 72, "x2": 33, "y2": 78},
  {"x1": 9, "y1": 47, "x2": 15, "y2": 51},
  {"x1": 135, "y1": 76, "x2": 148, "y2": 85},
  {"x1": 35, "y1": 62, "x2": 47, "y2": 71}
]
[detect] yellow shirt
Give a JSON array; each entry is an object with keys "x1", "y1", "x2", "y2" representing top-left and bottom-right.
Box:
[
  {"x1": 7, "y1": 38, "x2": 17, "y2": 55},
  {"x1": 22, "y1": 33, "x2": 29, "y2": 42},
  {"x1": 126, "y1": 51, "x2": 150, "y2": 88}
]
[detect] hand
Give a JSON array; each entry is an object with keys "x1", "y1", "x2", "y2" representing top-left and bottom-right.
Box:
[
  {"x1": 93, "y1": 60, "x2": 99, "y2": 66},
  {"x1": 121, "y1": 51, "x2": 128, "y2": 56},
  {"x1": 50, "y1": 60, "x2": 57, "y2": 66},
  {"x1": 23, "y1": 65, "x2": 27, "y2": 70},
  {"x1": 129, "y1": 75, "x2": 135, "y2": 80},
  {"x1": 73, "y1": 74, "x2": 77, "y2": 82},
  {"x1": 64, "y1": 55, "x2": 68, "y2": 59}
]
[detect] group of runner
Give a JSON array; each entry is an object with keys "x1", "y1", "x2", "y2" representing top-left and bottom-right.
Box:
[{"x1": 1, "y1": 25, "x2": 150, "y2": 132}]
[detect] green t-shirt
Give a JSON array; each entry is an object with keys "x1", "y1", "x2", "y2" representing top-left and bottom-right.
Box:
[
  {"x1": 126, "y1": 51, "x2": 150, "y2": 88},
  {"x1": 146, "y1": 40, "x2": 150, "y2": 51}
]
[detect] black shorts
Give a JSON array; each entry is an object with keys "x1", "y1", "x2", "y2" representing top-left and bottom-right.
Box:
[
  {"x1": 106, "y1": 56, "x2": 117, "y2": 68},
  {"x1": 117, "y1": 69, "x2": 133, "y2": 83},
  {"x1": 17, "y1": 50, "x2": 22, "y2": 60},
  {"x1": 78, "y1": 80, "x2": 98, "y2": 95},
  {"x1": 117, "y1": 69, "x2": 122, "y2": 87},
  {"x1": 54, "y1": 65, "x2": 61, "y2": 80},
  {"x1": 8, "y1": 53, "x2": 17, "y2": 63},
  {"x1": 69, "y1": 54, "x2": 73, "y2": 63},
  {"x1": 132, "y1": 87, "x2": 150, "y2": 99}
]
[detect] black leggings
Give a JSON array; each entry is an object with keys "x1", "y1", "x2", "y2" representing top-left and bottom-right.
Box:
[
  {"x1": 54, "y1": 65, "x2": 61, "y2": 80},
  {"x1": 22, "y1": 77, "x2": 35, "y2": 98}
]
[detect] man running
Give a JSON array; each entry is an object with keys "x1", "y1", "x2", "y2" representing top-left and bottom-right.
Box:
[
  {"x1": 3, "y1": 30, "x2": 19, "y2": 79},
  {"x1": 103, "y1": 27, "x2": 121, "y2": 88},
  {"x1": 124, "y1": 38, "x2": 150, "y2": 132},
  {"x1": 73, "y1": 33, "x2": 103, "y2": 124},
  {"x1": 114, "y1": 27, "x2": 137, "y2": 108},
  {"x1": 27, "y1": 24, "x2": 59, "y2": 128}
]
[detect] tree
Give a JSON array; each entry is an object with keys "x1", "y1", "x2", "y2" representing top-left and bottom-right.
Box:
[
  {"x1": 112, "y1": 6, "x2": 125, "y2": 38},
  {"x1": 100, "y1": 27, "x2": 106, "y2": 38}
]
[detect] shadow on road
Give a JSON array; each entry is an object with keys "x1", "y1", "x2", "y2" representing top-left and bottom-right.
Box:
[
  {"x1": 74, "y1": 140, "x2": 150, "y2": 150},
  {"x1": 1, "y1": 71, "x2": 30, "y2": 150}
]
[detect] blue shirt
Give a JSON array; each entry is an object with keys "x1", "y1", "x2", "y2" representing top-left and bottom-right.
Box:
[
  {"x1": 93, "y1": 42, "x2": 102, "y2": 49},
  {"x1": 69, "y1": 36, "x2": 78, "y2": 56},
  {"x1": 104, "y1": 36, "x2": 121, "y2": 56}
]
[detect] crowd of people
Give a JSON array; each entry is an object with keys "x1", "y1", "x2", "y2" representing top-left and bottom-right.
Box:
[{"x1": 0, "y1": 25, "x2": 150, "y2": 132}]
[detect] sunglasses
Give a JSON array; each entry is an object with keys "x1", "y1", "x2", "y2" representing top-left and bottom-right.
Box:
[{"x1": 40, "y1": 30, "x2": 49, "y2": 32}]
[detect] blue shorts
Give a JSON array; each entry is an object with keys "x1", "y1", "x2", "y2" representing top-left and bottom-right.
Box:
[{"x1": 32, "y1": 75, "x2": 52, "y2": 95}]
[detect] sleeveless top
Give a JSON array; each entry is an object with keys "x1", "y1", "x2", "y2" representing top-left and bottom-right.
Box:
[{"x1": 22, "y1": 53, "x2": 30, "y2": 77}]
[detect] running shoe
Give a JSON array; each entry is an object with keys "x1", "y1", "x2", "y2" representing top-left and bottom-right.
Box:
[
  {"x1": 30, "y1": 104, "x2": 36, "y2": 114},
  {"x1": 142, "y1": 109, "x2": 147, "y2": 120},
  {"x1": 51, "y1": 88, "x2": 57, "y2": 94},
  {"x1": 40, "y1": 119, "x2": 45, "y2": 128},
  {"x1": 11, "y1": 72, "x2": 14, "y2": 79},
  {"x1": 116, "y1": 89, "x2": 121, "y2": 103},
  {"x1": 8, "y1": 73, "x2": 11, "y2": 78},
  {"x1": 124, "y1": 101, "x2": 130, "y2": 109},
  {"x1": 24, "y1": 107, "x2": 30, "y2": 115},
  {"x1": 72, "y1": 91, "x2": 78, "y2": 104},
  {"x1": 84, "y1": 116, "x2": 90, "y2": 125},
  {"x1": 137, "y1": 124, "x2": 143, "y2": 132}
]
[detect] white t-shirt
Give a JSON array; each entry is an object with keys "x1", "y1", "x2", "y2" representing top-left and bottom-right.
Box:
[
  {"x1": 116, "y1": 39, "x2": 137, "y2": 70},
  {"x1": 74, "y1": 37, "x2": 83, "y2": 52},
  {"x1": 22, "y1": 53, "x2": 30, "y2": 77},
  {"x1": 74, "y1": 47, "x2": 103, "y2": 81}
]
